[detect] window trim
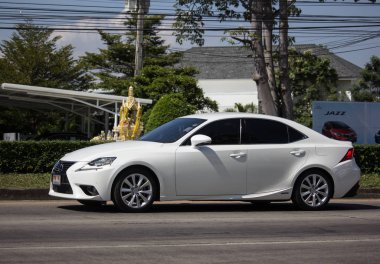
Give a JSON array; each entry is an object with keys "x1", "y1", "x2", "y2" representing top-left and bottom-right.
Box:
[{"x1": 179, "y1": 117, "x2": 308, "y2": 146}]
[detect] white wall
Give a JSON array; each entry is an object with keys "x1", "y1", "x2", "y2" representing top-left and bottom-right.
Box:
[{"x1": 198, "y1": 79, "x2": 258, "y2": 112}]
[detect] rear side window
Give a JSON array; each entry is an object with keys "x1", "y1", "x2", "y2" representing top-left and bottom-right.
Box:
[
  {"x1": 288, "y1": 126, "x2": 308, "y2": 142},
  {"x1": 242, "y1": 119, "x2": 307, "y2": 144}
]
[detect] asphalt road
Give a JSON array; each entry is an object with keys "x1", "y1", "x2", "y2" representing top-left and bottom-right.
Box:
[{"x1": 0, "y1": 199, "x2": 379, "y2": 264}]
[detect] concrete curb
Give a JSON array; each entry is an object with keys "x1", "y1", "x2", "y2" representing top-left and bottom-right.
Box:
[
  {"x1": 1, "y1": 188, "x2": 380, "y2": 200},
  {"x1": 0, "y1": 189, "x2": 54, "y2": 200}
]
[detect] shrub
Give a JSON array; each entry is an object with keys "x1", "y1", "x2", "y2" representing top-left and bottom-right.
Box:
[
  {"x1": 0, "y1": 141, "x2": 104, "y2": 173},
  {"x1": 354, "y1": 144, "x2": 380, "y2": 174},
  {"x1": 145, "y1": 93, "x2": 196, "y2": 132}
]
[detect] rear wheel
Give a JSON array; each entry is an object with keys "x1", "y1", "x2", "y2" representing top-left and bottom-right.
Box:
[
  {"x1": 112, "y1": 168, "x2": 157, "y2": 212},
  {"x1": 292, "y1": 170, "x2": 332, "y2": 210}
]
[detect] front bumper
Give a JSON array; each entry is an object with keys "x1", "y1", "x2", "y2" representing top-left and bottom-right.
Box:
[{"x1": 49, "y1": 161, "x2": 115, "y2": 201}]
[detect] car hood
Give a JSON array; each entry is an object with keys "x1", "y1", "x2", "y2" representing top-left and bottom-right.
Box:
[{"x1": 61, "y1": 140, "x2": 163, "y2": 162}]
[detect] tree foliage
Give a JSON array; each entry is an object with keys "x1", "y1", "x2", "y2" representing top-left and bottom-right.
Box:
[
  {"x1": 145, "y1": 93, "x2": 196, "y2": 132},
  {"x1": 0, "y1": 21, "x2": 91, "y2": 136},
  {"x1": 174, "y1": 0, "x2": 301, "y2": 118},
  {"x1": 174, "y1": 0, "x2": 377, "y2": 118},
  {"x1": 82, "y1": 15, "x2": 217, "y2": 117},
  {"x1": 224, "y1": 102, "x2": 257, "y2": 113},
  {"x1": 289, "y1": 49, "x2": 338, "y2": 127},
  {"x1": 0, "y1": 21, "x2": 90, "y2": 89},
  {"x1": 352, "y1": 55, "x2": 380, "y2": 102}
]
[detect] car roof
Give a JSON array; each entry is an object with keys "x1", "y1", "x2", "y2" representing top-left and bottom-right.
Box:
[{"x1": 183, "y1": 112, "x2": 294, "y2": 124}]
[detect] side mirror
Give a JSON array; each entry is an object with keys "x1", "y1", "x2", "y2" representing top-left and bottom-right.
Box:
[{"x1": 191, "y1": 134, "x2": 211, "y2": 147}]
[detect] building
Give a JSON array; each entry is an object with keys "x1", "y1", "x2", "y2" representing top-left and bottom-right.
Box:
[{"x1": 178, "y1": 45, "x2": 362, "y2": 111}]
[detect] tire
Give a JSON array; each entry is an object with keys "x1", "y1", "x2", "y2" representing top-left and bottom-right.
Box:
[
  {"x1": 112, "y1": 168, "x2": 157, "y2": 212},
  {"x1": 77, "y1": 200, "x2": 106, "y2": 207},
  {"x1": 292, "y1": 170, "x2": 332, "y2": 210}
]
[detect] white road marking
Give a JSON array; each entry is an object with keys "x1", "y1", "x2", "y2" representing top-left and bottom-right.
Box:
[{"x1": 1, "y1": 238, "x2": 380, "y2": 251}]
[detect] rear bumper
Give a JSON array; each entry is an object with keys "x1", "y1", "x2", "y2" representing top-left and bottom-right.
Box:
[
  {"x1": 343, "y1": 181, "x2": 360, "y2": 198},
  {"x1": 332, "y1": 159, "x2": 361, "y2": 198}
]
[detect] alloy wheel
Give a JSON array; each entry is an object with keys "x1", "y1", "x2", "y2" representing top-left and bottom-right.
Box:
[
  {"x1": 119, "y1": 173, "x2": 153, "y2": 209},
  {"x1": 300, "y1": 174, "x2": 329, "y2": 208}
]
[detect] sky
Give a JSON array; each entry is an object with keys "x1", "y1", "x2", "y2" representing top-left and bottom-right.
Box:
[{"x1": 0, "y1": 0, "x2": 379, "y2": 68}]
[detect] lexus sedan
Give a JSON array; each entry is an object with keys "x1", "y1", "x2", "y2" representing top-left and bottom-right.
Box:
[
  {"x1": 49, "y1": 113, "x2": 361, "y2": 211},
  {"x1": 322, "y1": 121, "x2": 357, "y2": 143}
]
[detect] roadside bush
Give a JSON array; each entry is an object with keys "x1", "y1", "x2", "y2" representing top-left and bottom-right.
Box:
[
  {"x1": 0, "y1": 141, "x2": 104, "y2": 173},
  {"x1": 354, "y1": 144, "x2": 380, "y2": 174},
  {"x1": 145, "y1": 93, "x2": 196, "y2": 132}
]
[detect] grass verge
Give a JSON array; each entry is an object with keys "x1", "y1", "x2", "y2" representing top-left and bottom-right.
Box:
[
  {"x1": 0, "y1": 173, "x2": 50, "y2": 188},
  {"x1": 0, "y1": 173, "x2": 379, "y2": 189},
  {"x1": 360, "y1": 173, "x2": 380, "y2": 188}
]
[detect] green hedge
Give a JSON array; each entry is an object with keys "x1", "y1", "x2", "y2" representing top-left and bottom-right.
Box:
[
  {"x1": 0, "y1": 141, "x2": 104, "y2": 173},
  {"x1": 0, "y1": 141, "x2": 379, "y2": 174},
  {"x1": 354, "y1": 145, "x2": 380, "y2": 174}
]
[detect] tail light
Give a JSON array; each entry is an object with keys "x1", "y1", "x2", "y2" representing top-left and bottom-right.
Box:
[{"x1": 340, "y1": 148, "x2": 354, "y2": 163}]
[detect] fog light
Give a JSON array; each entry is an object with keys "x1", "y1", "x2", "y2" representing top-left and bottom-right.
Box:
[{"x1": 80, "y1": 185, "x2": 99, "y2": 196}]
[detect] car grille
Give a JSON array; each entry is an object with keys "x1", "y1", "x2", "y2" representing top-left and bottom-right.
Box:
[{"x1": 52, "y1": 161, "x2": 76, "y2": 194}]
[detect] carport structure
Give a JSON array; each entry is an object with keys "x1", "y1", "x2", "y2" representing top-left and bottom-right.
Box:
[{"x1": 0, "y1": 83, "x2": 152, "y2": 137}]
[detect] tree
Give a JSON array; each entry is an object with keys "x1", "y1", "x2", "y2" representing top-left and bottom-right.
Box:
[
  {"x1": 224, "y1": 102, "x2": 257, "y2": 113},
  {"x1": 145, "y1": 94, "x2": 196, "y2": 132},
  {"x1": 174, "y1": 0, "x2": 376, "y2": 118},
  {"x1": 0, "y1": 21, "x2": 91, "y2": 136},
  {"x1": 173, "y1": 0, "x2": 300, "y2": 117},
  {"x1": 82, "y1": 15, "x2": 217, "y2": 116},
  {"x1": 288, "y1": 49, "x2": 338, "y2": 127},
  {"x1": 352, "y1": 56, "x2": 380, "y2": 102},
  {"x1": 0, "y1": 21, "x2": 90, "y2": 90}
]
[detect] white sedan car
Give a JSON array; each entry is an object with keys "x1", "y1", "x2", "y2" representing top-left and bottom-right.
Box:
[{"x1": 49, "y1": 113, "x2": 360, "y2": 211}]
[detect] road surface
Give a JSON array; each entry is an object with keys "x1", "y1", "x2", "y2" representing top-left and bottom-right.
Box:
[{"x1": 0, "y1": 199, "x2": 379, "y2": 263}]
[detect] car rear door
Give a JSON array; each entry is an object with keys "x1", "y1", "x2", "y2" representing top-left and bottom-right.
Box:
[{"x1": 242, "y1": 118, "x2": 310, "y2": 195}]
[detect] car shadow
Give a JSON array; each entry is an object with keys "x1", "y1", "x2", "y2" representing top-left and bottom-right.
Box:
[{"x1": 58, "y1": 200, "x2": 380, "y2": 213}]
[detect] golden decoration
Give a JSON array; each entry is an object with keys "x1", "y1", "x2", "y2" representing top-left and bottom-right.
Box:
[{"x1": 117, "y1": 86, "x2": 143, "y2": 140}]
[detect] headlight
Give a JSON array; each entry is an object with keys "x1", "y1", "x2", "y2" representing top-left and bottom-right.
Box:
[{"x1": 77, "y1": 157, "x2": 117, "y2": 171}]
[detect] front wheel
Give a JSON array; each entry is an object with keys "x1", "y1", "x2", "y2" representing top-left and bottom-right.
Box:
[
  {"x1": 112, "y1": 168, "x2": 157, "y2": 212},
  {"x1": 292, "y1": 170, "x2": 332, "y2": 210}
]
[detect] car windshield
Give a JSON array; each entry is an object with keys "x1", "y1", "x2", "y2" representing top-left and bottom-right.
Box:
[
  {"x1": 331, "y1": 122, "x2": 350, "y2": 129},
  {"x1": 140, "y1": 118, "x2": 206, "y2": 143}
]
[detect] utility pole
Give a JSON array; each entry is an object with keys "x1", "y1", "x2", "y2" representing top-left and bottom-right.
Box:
[{"x1": 134, "y1": 0, "x2": 145, "y2": 77}]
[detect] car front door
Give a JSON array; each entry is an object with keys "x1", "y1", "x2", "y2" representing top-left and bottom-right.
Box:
[{"x1": 175, "y1": 119, "x2": 247, "y2": 196}]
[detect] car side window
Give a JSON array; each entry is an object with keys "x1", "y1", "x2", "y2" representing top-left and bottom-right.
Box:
[
  {"x1": 288, "y1": 126, "x2": 308, "y2": 142},
  {"x1": 242, "y1": 119, "x2": 307, "y2": 144},
  {"x1": 193, "y1": 119, "x2": 241, "y2": 145},
  {"x1": 242, "y1": 118, "x2": 288, "y2": 144}
]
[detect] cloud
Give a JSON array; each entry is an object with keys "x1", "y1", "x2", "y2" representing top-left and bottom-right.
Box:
[{"x1": 53, "y1": 11, "x2": 128, "y2": 58}]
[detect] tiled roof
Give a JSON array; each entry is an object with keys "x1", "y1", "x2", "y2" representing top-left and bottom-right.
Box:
[{"x1": 178, "y1": 45, "x2": 362, "y2": 80}]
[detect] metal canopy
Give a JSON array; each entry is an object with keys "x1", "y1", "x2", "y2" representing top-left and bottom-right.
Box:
[{"x1": 0, "y1": 83, "x2": 152, "y2": 137}]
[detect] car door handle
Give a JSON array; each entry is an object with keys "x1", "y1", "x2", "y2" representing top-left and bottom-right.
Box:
[
  {"x1": 290, "y1": 150, "x2": 305, "y2": 157},
  {"x1": 229, "y1": 152, "x2": 247, "y2": 158}
]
